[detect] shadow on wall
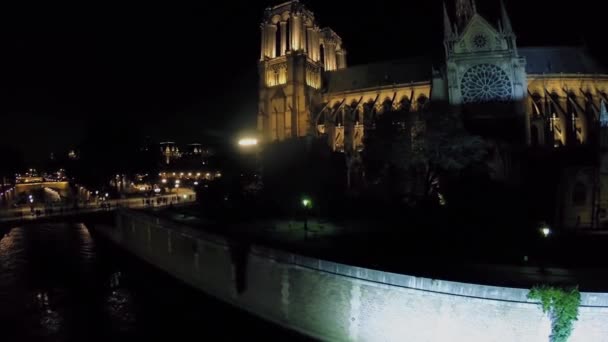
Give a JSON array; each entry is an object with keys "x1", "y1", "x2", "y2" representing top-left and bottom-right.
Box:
[{"x1": 229, "y1": 240, "x2": 251, "y2": 294}]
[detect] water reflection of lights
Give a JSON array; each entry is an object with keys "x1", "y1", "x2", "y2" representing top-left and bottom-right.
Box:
[
  {"x1": 35, "y1": 290, "x2": 63, "y2": 334},
  {"x1": 77, "y1": 224, "x2": 95, "y2": 262},
  {"x1": 105, "y1": 272, "x2": 136, "y2": 328},
  {"x1": 0, "y1": 231, "x2": 15, "y2": 252}
]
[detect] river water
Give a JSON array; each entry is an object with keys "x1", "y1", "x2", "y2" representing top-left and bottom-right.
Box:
[{"x1": 0, "y1": 223, "x2": 309, "y2": 341}]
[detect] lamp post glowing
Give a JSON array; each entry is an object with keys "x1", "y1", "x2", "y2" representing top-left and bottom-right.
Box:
[
  {"x1": 541, "y1": 227, "x2": 551, "y2": 238},
  {"x1": 539, "y1": 223, "x2": 551, "y2": 272},
  {"x1": 302, "y1": 196, "x2": 312, "y2": 239}
]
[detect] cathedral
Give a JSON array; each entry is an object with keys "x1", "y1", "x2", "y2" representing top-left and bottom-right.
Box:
[{"x1": 257, "y1": 0, "x2": 608, "y2": 229}]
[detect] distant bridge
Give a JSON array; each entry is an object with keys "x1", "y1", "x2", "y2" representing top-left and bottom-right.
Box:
[{"x1": 14, "y1": 181, "x2": 71, "y2": 197}]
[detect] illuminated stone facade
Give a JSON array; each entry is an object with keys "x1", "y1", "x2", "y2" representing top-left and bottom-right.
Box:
[
  {"x1": 259, "y1": 0, "x2": 608, "y2": 148},
  {"x1": 258, "y1": 0, "x2": 608, "y2": 228},
  {"x1": 258, "y1": 1, "x2": 347, "y2": 142}
]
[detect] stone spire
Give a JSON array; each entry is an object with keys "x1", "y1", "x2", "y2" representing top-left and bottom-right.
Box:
[
  {"x1": 500, "y1": 0, "x2": 513, "y2": 33},
  {"x1": 443, "y1": 2, "x2": 453, "y2": 38},
  {"x1": 456, "y1": 0, "x2": 476, "y2": 29}
]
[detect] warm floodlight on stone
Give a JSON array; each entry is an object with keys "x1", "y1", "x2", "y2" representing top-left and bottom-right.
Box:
[{"x1": 238, "y1": 138, "x2": 258, "y2": 147}]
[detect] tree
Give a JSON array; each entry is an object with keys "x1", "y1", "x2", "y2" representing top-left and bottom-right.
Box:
[
  {"x1": 261, "y1": 137, "x2": 345, "y2": 216},
  {"x1": 365, "y1": 110, "x2": 487, "y2": 204}
]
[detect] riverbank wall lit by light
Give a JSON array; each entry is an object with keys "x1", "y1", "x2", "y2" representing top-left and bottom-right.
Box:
[{"x1": 97, "y1": 210, "x2": 608, "y2": 341}]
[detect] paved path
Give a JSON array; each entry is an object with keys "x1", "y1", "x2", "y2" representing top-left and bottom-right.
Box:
[{"x1": 0, "y1": 193, "x2": 196, "y2": 224}]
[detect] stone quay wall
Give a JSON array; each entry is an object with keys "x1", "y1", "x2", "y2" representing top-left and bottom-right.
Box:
[{"x1": 96, "y1": 209, "x2": 608, "y2": 341}]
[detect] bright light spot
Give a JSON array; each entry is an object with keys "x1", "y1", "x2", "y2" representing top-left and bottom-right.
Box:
[
  {"x1": 188, "y1": 173, "x2": 192, "y2": 176},
  {"x1": 161, "y1": 179, "x2": 168, "y2": 184},
  {"x1": 206, "y1": 173, "x2": 211, "y2": 177},
  {"x1": 302, "y1": 198, "x2": 312, "y2": 208},
  {"x1": 183, "y1": 195, "x2": 188, "y2": 199},
  {"x1": 105, "y1": 193, "x2": 109, "y2": 198},
  {"x1": 180, "y1": 173, "x2": 184, "y2": 176},
  {"x1": 30, "y1": 199, "x2": 34, "y2": 203},
  {"x1": 154, "y1": 188, "x2": 161, "y2": 193},
  {"x1": 175, "y1": 180, "x2": 180, "y2": 184},
  {"x1": 95, "y1": 191, "x2": 99, "y2": 195},
  {"x1": 196, "y1": 173, "x2": 201, "y2": 176},
  {"x1": 172, "y1": 173, "x2": 176, "y2": 176},
  {"x1": 238, "y1": 138, "x2": 258, "y2": 147},
  {"x1": 541, "y1": 227, "x2": 551, "y2": 237},
  {"x1": 194, "y1": 182, "x2": 199, "y2": 186},
  {"x1": 175, "y1": 184, "x2": 180, "y2": 188}
]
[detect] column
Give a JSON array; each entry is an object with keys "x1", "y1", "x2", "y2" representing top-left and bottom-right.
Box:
[
  {"x1": 267, "y1": 24, "x2": 277, "y2": 58},
  {"x1": 336, "y1": 49, "x2": 347, "y2": 69},
  {"x1": 325, "y1": 42, "x2": 337, "y2": 71},
  {"x1": 313, "y1": 28, "x2": 321, "y2": 61},
  {"x1": 300, "y1": 20, "x2": 307, "y2": 53},
  {"x1": 280, "y1": 21, "x2": 287, "y2": 55},
  {"x1": 306, "y1": 27, "x2": 314, "y2": 58},
  {"x1": 290, "y1": 16, "x2": 301, "y2": 50},
  {"x1": 260, "y1": 24, "x2": 266, "y2": 60}
]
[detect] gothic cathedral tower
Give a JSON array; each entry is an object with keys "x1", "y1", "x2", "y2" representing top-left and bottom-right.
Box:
[
  {"x1": 258, "y1": 1, "x2": 347, "y2": 142},
  {"x1": 443, "y1": 0, "x2": 527, "y2": 116}
]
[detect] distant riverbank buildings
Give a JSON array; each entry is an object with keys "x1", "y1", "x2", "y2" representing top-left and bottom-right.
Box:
[{"x1": 257, "y1": 0, "x2": 608, "y2": 229}]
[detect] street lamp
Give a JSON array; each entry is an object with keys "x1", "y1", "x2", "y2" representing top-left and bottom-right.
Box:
[
  {"x1": 538, "y1": 223, "x2": 552, "y2": 272},
  {"x1": 301, "y1": 197, "x2": 312, "y2": 239},
  {"x1": 541, "y1": 227, "x2": 551, "y2": 238}
]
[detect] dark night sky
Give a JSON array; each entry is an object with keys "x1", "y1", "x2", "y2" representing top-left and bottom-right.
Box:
[{"x1": 1, "y1": 0, "x2": 605, "y2": 162}]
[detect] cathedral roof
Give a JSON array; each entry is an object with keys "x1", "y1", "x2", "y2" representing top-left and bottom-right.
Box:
[
  {"x1": 324, "y1": 57, "x2": 433, "y2": 93},
  {"x1": 520, "y1": 47, "x2": 607, "y2": 75}
]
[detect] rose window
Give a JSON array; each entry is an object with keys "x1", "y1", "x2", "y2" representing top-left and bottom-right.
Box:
[{"x1": 461, "y1": 64, "x2": 513, "y2": 103}]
